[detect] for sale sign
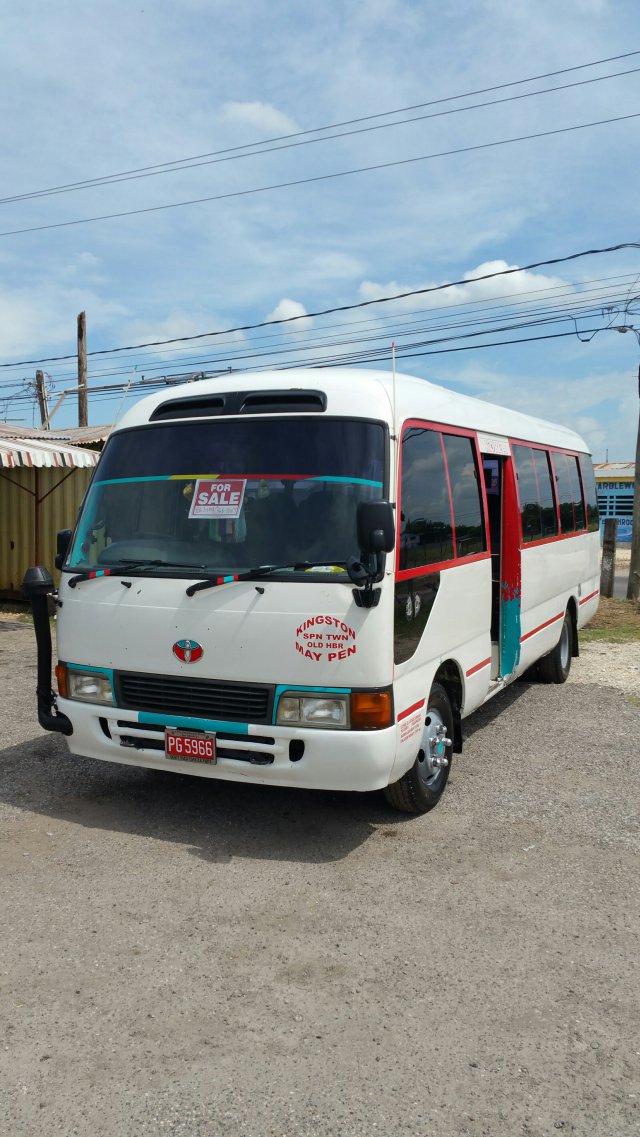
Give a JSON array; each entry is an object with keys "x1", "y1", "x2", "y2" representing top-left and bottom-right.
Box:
[{"x1": 188, "y1": 479, "x2": 246, "y2": 519}]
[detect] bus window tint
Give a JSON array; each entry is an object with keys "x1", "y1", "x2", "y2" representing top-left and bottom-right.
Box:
[
  {"x1": 554, "y1": 452, "x2": 579, "y2": 533},
  {"x1": 568, "y1": 454, "x2": 586, "y2": 530},
  {"x1": 400, "y1": 427, "x2": 453, "y2": 568},
  {"x1": 579, "y1": 454, "x2": 600, "y2": 531},
  {"x1": 442, "y1": 434, "x2": 485, "y2": 556},
  {"x1": 552, "y1": 452, "x2": 572, "y2": 532},
  {"x1": 532, "y1": 448, "x2": 558, "y2": 537},
  {"x1": 514, "y1": 444, "x2": 544, "y2": 542}
]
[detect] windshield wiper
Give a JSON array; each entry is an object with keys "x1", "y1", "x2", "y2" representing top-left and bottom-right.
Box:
[
  {"x1": 67, "y1": 559, "x2": 204, "y2": 588},
  {"x1": 185, "y1": 561, "x2": 351, "y2": 597}
]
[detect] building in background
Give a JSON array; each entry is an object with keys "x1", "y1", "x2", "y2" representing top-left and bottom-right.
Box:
[
  {"x1": 594, "y1": 462, "x2": 635, "y2": 544},
  {"x1": 0, "y1": 425, "x2": 103, "y2": 599}
]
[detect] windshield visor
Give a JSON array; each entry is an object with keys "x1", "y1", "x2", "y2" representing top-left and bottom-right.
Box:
[{"x1": 68, "y1": 417, "x2": 387, "y2": 576}]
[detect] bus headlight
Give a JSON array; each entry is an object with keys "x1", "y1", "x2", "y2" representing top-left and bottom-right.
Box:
[
  {"x1": 276, "y1": 693, "x2": 349, "y2": 729},
  {"x1": 67, "y1": 669, "x2": 114, "y2": 705}
]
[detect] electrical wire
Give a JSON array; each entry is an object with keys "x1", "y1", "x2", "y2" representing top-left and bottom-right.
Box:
[
  {"x1": 1, "y1": 240, "x2": 638, "y2": 369},
  {"x1": 1, "y1": 305, "x2": 631, "y2": 407},
  {"x1": 3, "y1": 275, "x2": 630, "y2": 387},
  {"x1": 2, "y1": 111, "x2": 640, "y2": 241},
  {"x1": 1, "y1": 280, "x2": 636, "y2": 401},
  {"x1": 3, "y1": 63, "x2": 639, "y2": 206}
]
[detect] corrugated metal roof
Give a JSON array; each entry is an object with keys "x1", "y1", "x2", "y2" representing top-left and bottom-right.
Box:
[
  {"x1": 0, "y1": 422, "x2": 110, "y2": 444},
  {"x1": 593, "y1": 462, "x2": 635, "y2": 479},
  {"x1": 0, "y1": 432, "x2": 99, "y2": 469}
]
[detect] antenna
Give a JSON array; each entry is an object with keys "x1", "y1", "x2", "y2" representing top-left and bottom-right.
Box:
[{"x1": 391, "y1": 341, "x2": 398, "y2": 506}]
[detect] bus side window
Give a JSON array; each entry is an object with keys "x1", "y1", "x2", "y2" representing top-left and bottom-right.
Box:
[
  {"x1": 567, "y1": 455, "x2": 586, "y2": 531},
  {"x1": 578, "y1": 454, "x2": 600, "y2": 532},
  {"x1": 400, "y1": 427, "x2": 453, "y2": 569},
  {"x1": 513, "y1": 444, "x2": 544, "y2": 542},
  {"x1": 553, "y1": 451, "x2": 583, "y2": 534},
  {"x1": 532, "y1": 448, "x2": 558, "y2": 537},
  {"x1": 442, "y1": 434, "x2": 486, "y2": 556}
]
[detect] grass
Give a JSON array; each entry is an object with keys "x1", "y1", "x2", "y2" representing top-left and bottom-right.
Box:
[
  {"x1": 0, "y1": 601, "x2": 32, "y2": 623},
  {"x1": 580, "y1": 596, "x2": 640, "y2": 644}
]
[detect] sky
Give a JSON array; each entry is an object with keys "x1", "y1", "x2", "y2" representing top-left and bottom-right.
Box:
[{"x1": 0, "y1": 0, "x2": 639, "y2": 459}]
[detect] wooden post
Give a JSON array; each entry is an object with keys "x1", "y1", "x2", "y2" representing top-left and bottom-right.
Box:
[
  {"x1": 600, "y1": 517, "x2": 617, "y2": 598},
  {"x1": 77, "y1": 310, "x2": 88, "y2": 427},
  {"x1": 35, "y1": 370, "x2": 50, "y2": 429}
]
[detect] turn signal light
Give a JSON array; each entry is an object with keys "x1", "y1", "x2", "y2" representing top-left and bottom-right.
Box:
[
  {"x1": 350, "y1": 689, "x2": 393, "y2": 730},
  {"x1": 55, "y1": 662, "x2": 68, "y2": 699}
]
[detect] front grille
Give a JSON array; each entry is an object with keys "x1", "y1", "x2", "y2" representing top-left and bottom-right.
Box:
[{"x1": 114, "y1": 671, "x2": 273, "y2": 724}]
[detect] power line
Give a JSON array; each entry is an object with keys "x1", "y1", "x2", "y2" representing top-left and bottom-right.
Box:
[
  {"x1": 2, "y1": 268, "x2": 633, "y2": 384},
  {"x1": 3, "y1": 63, "x2": 639, "y2": 206},
  {"x1": 33, "y1": 280, "x2": 632, "y2": 384},
  {"x1": 2, "y1": 111, "x2": 640, "y2": 241},
  {"x1": 48, "y1": 325, "x2": 624, "y2": 397},
  {"x1": 4, "y1": 272, "x2": 632, "y2": 387},
  {"x1": 1, "y1": 302, "x2": 630, "y2": 406},
  {"x1": 5, "y1": 49, "x2": 639, "y2": 203},
  {"x1": 1, "y1": 240, "x2": 638, "y2": 370},
  {"x1": 1, "y1": 288, "x2": 638, "y2": 404}
]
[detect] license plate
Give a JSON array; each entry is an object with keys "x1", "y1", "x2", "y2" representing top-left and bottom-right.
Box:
[{"x1": 165, "y1": 728, "x2": 216, "y2": 764}]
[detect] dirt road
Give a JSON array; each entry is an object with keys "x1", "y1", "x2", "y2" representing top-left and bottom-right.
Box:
[{"x1": 1, "y1": 622, "x2": 638, "y2": 1137}]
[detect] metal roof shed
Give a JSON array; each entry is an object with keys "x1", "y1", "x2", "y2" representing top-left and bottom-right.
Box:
[{"x1": 0, "y1": 431, "x2": 99, "y2": 599}]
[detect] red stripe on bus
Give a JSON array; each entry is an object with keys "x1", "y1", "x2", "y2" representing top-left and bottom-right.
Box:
[
  {"x1": 579, "y1": 589, "x2": 599, "y2": 606},
  {"x1": 520, "y1": 612, "x2": 563, "y2": 643},
  {"x1": 397, "y1": 699, "x2": 425, "y2": 722},
  {"x1": 466, "y1": 657, "x2": 491, "y2": 678}
]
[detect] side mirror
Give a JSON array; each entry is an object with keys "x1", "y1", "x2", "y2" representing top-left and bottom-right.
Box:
[
  {"x1": 356, "y1": 501, "x2": 395, "y2": 555},
  {"x1": 55, "y1": 529, "x2": 73, "y2": 570}
]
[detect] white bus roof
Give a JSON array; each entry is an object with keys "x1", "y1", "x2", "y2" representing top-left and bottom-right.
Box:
[{"x1": 116, "y1": 368, "x2": 590, "y2": 454}]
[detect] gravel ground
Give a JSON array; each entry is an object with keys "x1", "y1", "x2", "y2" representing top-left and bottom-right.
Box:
[{"x1": 0, "y1": 624, "x2": 638, "y2": 1137}]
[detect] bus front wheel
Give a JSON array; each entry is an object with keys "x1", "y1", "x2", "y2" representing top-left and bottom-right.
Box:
[{"x1": 384, "y1": 682, "x2": 453, "y2": 815}]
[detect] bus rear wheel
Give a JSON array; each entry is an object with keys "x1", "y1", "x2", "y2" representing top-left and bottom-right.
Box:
[
  {"x1": 384, "y1": 682, "x2": 453, "y2": 814},
  {"x1": 537, "y1": 610, "x2": 573, "y2": 684}
]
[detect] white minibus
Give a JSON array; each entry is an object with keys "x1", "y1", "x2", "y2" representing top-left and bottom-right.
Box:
[{"x1": 24, "y1": 368, "x2": 600, "y2": 814}]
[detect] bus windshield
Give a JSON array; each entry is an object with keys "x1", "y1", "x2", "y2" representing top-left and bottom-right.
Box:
[{"x1": 68, "y1": 417, "x2": 386, "y2": 577}]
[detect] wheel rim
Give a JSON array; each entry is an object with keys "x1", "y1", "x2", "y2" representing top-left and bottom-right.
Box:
[
  {"x1": 560, "y1": 619, "x2": 570, "y2": 670},
  {"x1": 416, "y1": 707, "x2": 450, "y2": 787}
]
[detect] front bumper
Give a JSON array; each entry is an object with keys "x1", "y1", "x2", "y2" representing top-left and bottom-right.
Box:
[{"x1": 57, "y1": 698, "x2": 400, "y2": 793}]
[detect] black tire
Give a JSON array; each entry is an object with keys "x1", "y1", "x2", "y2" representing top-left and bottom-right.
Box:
[
  {"x1": 384, "y1": 682, "x2": 454, "y2": 814},
  {"x1": 537, "y1": 610, "x2": 573, "y2": 684}
]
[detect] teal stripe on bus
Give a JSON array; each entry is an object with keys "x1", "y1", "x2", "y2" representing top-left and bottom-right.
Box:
[
  {"x1": 93, "y1": 474, "x2": 382, "y2": 488},
  {"x1": 138, "y1": 711, "x2": 249, "y2": 735}
]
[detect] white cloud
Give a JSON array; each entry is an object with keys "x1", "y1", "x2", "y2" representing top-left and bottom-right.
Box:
[
  {"x1": 0, "y1": 283, "x2": 127, "y2": 360},
  {"x1": 358, "y1": 262, "x2": 571, "y2": 314},
  {"x1": 265, "y1": 298, "x2": 313, "y2": 331},
  {"x1": 222, "y1": 101, "x2": 299, "y2": 136}
]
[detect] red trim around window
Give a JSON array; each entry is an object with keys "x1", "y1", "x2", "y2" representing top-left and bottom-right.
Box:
[
  {"x1": 396, "y1": 419, "x2": 490, "y2": 581},
  {"x1": 397, "y1": 552, "x2": 490, "y2": 581},
  {"x1": 512, "y1": 440, "x2": 590, "y2": 549}
]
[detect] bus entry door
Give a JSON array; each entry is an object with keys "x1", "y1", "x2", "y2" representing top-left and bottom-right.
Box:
[{"x1": 482, "y1": 453, "x2": 522, "y2": 680}]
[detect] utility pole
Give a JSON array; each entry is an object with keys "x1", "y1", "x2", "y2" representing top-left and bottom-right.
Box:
[
  {"x1": 77, "y1": 310, "x2": 88, "y2": 427},
  {"x1": 35, "y1": 370, "x2": 50, "y2": 429},
  {"x1": 627, "y1": 361, "x2": 640, "y2": 601}
]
